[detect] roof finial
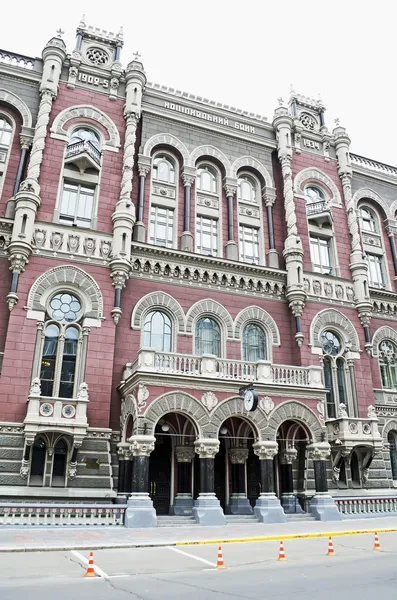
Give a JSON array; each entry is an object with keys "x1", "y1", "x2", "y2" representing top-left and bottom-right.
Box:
[
  {"x1": 334, "y1": 117, "x2": 340, "y2": 126},
  {"x1": 133, "y1": 50, "x2": 142, "y2": 61},
  {"x1": 277, "y1": 97, "x2": 284, "y2": 107},
  {"x1": 56, "y1": 28, "x2": 65, "y2": 38},
  {"x1": 79, "y1": 14, "x2": 86, "y2": 28}
]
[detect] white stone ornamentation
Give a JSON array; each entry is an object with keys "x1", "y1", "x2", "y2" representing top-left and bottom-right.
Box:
[
  {"x1": 201, "y1": 391, "x2": 218, "y2": 411},
  {"x1": 259, "y1": 395, "x2": 274, "y2": 416},
  {"x1": 194, "y1": 439, "x2": 220, "y2": 458},
  {"x1": 367, "y1": 405, "x2": 377, "y2": 420},
  {"x1": 337, "y1": 403, "x2": 348, "y2": 418},
  {"x1": 30, "y1": 378, "x2": 41, "y2": 397},
  {"x1": 137, "y1": 383, "x2": 149, "y2": 411},
  {"x1": 77, "y1": 382, "x2": 89, "y2": 401}
]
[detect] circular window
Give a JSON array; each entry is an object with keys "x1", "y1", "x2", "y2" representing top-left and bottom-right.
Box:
[
  {"x1": 49, "y1": 293, "x2": 81, "y2": 323},
  {"x1": 304, "y1": 186, "x2": 324, "y2": 204},
  {"x1": 321, "y1": 330, "x2": 341, "y2": 356},
  {"x1": 86, "y1": 47, "x2": 109, "y2": 66}
]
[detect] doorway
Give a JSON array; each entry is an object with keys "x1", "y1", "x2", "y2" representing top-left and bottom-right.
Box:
[{"x1": 149, "y1": 429, "x2": 171, "y2": 515}]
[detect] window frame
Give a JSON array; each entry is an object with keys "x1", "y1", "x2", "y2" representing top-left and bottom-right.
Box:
[
  {"x1": 196, "y1": 164, "x2": 218, "y2": 194},
  {"x1": 237, "y1": 174, "x2": 258, "y2": 204},
  {"x1": 367, "y1": 252, "x2": 385, "y2": 289},
  {"x1": 321, "y1": 329, "x2": 354, "y2": 419},
  {"x1": 152, "y1": 155, "x2": 176, "y2": 185},
  {"x1": 310, "y1": 235, "x2": 332, "y2": 275},
  {"x1": 0, "y1": 112, "x2": 16, "y2": 200},
  {"x1": 149, "y1": 205, "x2": 175, "y2": 248},
  {"x1": 143, "y1": 310, "x2": 173, "y2": 353},
  {"x1": 59, "y1": 181, "x2": 96, "y2": 228},
  {"x1": 239, "y1": 224, "x2": 260, "y2": 265},
  {"x1": 242, "y1": 322, "x2": 267, "y2": 362},
  {"x1": 195, "y1": 316, "x2": 222, "y2": 357},
  {"x1": 379, "y1": 340, "x2": 397, "y2": 389},
  {"x1": 196, "y1": 215, "x2": 219, "y2": 257}
]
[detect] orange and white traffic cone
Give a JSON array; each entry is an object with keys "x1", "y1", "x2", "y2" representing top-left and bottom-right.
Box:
[
  {"x1": 277, "y1": 540, "x2": 287, "y2": 561},
  {"x1": 84, "y1": 551, "x2": 97, "y2": 577},
  {"x1": 373, "y1": 532, "x2": 381, "y2": 551},
  {"x1": 326, "y1": 537, "x2": 335, "y2": 556},
  {"x1": 216, "y1": 545, "x2": 226, "y2": 569}
]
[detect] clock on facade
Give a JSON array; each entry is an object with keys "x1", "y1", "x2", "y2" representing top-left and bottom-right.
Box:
[{"x1": 243, "y1": 389, "x2": 258, "y2": 412}]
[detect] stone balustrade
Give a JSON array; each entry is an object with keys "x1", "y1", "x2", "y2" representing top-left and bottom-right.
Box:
[
  {"x1": 125, "y1": 349, "x2": 324, "y2": 389},
  {"x1": 0, "y1": 503, "x2": 126, "y2": 526},
  {"x1": 327, "y1": 414, "x2": 382, "y2": 452},
  {"x1": 335, "y1": 497, "x2": 397, "y2": 515},
  {"x1": 0, "y1": 50, "x2": 36, "y2": 71}
]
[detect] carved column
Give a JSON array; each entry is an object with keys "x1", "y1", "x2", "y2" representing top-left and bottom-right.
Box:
[
  {"x1": 224, "y1": 179, "x2": 238, "y2": 261},
  {"x1": 173, "y1": 445, "x2": 195, "y2": 515},
  {"x1": 385, "y1": 220, "x2": 397, "y2": 279},
  {"x1": 180, "y1": 168, "x2": 196, "y2": 252},
  {"x1": 8, "y1": 36, "x2": 66, "y2": 311},
  {"x1": 307, "y1": 442, "x2": 341, "y2": 521},
  {"x1": 273, "y1": 104, "x2": 306, "y2": 347},
  {"x1": 252, "y1": 441, "x2": 286, "y2": 523},
  {"x1": 124, "y1": 435, "x2": 157, "y2": 527},
  {"x1": 228, "y1": 448, "x2": 253, "y2": 515},
  {"x1": 192, "y1": 439, "x2": 225, "y2": 525},
  {"x1": 263, "y1": 188, "x2": 279, "y2": 268},
  {"x1": 116, "y1": 442, "x2": 133, "y2": 502},
  {"x1": 134, "y1": 158, "x2": 150, "y2": 242},
  {"x1": 6, "y1": 136, "x2": 32, "y2": 219},
  {"x1": 334, "y1": 125, "x2": 372, "y2": 344},
  {"x1": 279, "y1": 447, "x2": 302, "y2": 514},
  {"x1": 110, "y1": 57, "x2": 146, "y2": 324}
]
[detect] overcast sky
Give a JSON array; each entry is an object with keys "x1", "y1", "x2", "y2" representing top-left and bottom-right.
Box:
[{"x1": 3, "y1": 0, "x2": 396, "y2": 165}]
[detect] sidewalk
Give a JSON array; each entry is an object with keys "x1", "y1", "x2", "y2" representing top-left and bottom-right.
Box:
[{"x1": 1, "y1": 516, "x2": 397, "y2": 552}]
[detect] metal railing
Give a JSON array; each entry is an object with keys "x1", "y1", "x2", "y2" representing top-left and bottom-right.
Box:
[
  {"x1": 66, "y1": 140, "x2": 101, "y2": 165},
  {"x1": 306, "y1": 200, "x2": 328, "y2": 216},
  {"x1": 0, "y1": 503, "x2": 126, "y2": 526},
  {"x1": 335, "y1": 497, "x2": 397, "y2": 515}
]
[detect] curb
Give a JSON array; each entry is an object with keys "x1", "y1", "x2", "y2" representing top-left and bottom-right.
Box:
[{"x1": 0, "y1": 527, "x2": 397, "y2": 552}]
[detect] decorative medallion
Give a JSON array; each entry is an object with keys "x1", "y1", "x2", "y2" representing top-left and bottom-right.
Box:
[
  {"x1": 299, "y1": 112, "x2": 316, "y2": 130},
  {"x1": 86, "y1": 47, "x2": 109, "y2": 66},
  {"x1": 51, "y1": 231, "x2": 63, "y2": 252},
  {"x1": 349, "y1": 422, "x2": 358, "y2": 434},
  {"x1": 335, "y1": 284, "x2": 344, "y2": 299},
  {"x1": 259, "y1": 395, "x2": 274, "y2": 416},
  {"x1": 62, "y1": 404, "x2": 76, "y2": 418},
  {"x1": 362, "y1": 423, "x2": 371, "y2": 435},
  {"x1": 40, "y1": 403, "x2": 53, "y2": 417},
  {"x1": 100, "y1": 240, "x2": 111, "y2": 259},
  {"x1": 201, "y1": 391, "x2": 218, "y2": 411}
]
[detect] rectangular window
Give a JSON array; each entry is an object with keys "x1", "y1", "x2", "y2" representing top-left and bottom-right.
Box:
[
  {"x1": 196, "y1": 216, "x2": 218, "y2": 256},
  {"x1": 367, "y1": 254, "x2": 385, "y2": 288},
  {"x1": 310, "y1": 236, "x2": 332, "y2": 274},
  {"x1": 149, "y1": 206, "x2": 174, "y2": 247},
  {"x1": 60, "y1": 182, "x2": 94, "y2": 228},
  {"x1": 239, "y1": 225, "x2": 260, "y2": 264}
]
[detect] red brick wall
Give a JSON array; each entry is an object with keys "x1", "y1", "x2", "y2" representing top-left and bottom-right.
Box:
[
  {"x1": 37, "y1": 85, "x2": 125, "y2": 235},
  {"x1": 0, "y1": 106, "x2": 23, "y2": 210}
]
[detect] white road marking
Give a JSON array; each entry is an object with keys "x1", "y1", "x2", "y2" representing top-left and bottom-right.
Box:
[
  {"x1": 166, "y1": 545, "x2": 217, "y2": 567},
  {"x1": 70, "y1": 550, "x2": 110, "y2": 579}
]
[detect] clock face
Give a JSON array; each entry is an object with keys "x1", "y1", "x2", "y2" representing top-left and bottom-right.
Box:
[{"x1": 244, "y1": 389, "x2": 258, "y2": 412}]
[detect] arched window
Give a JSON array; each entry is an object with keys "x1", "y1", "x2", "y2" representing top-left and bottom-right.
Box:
[
  {"x1": 304, "y1": 186, "x2": 324, "y2": 204},
  {"x1": 52, "y1": 439, "x2": 68, "y2": 487},
  {"x1": 321, "y1": 330, "x2": 348, "y2": 419},
  {"x1": 243, "y1": 324, "x2": 267, "y2": 362},
  {"x1": 143, "y1": 311, "x2": 172, "y2": 352},
  {"x1": 359, "y1": 206, "x2": 377, "y2": 233},
  {"x1": 388, "y1": 432, "x2": 397, "y2": 480},
  {"x1": 69, "y1": 127, "x2": 101, "y2": 150},
  {"x1": 30, "y1": 437, "x2": 46, "y2": 486},
  {"x1": 196, "y1": 317, "x2": 221, "y2": 357},
  {"x1": 379, "y1": 341, "x2": 397, "y2": 389},
  {"x1": 0, "y1": 116, "x2": 13, "y2": 147},
  {"x1": 238, "y1": 175, "x2": 257, "y2": 203},
  {"x1": 197, "y1": 165, "x2": 217, "y2": 193},
  {"x1": 40, "y1": 293, "x2": 82, "y2": 399},
  {"x1": 153, "y1": 155, "x2": 175, "y2": 184}
]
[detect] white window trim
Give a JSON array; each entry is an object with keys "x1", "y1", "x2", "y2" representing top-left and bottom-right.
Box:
[
  {"x1": 0, "y1": 111, "x2": 16, "y2": 201},
  {"x1": 147, "y1": 150, "x2": 179, "y2": 249},
  {"x1": 236, "y1": 171, "x2": 265, "y2": 266},
  {"x1": 195, "y1": 161, "x2": 223, "y2": 258},
  {"x1": 359, "y1": 203, "x2": 391, "y2": 290}
]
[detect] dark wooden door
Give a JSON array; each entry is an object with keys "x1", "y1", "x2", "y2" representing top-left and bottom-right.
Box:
[
  {"x1": 149, "y1": 434, "x2": 171, "y2": 515},
  {"x1": 247, "y1": 448, "x2": 261, "y2": 507}
]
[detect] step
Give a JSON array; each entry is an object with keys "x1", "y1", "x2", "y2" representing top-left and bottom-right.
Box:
[
  {"x1": 157, "y1": 516, "x2": 197, "y2": 527},
  {"x1": 286, "y1": 513, "x2": 316, "y2": 521},
  {"x1": 226, "y1": 515, "x2": 260, "y2": 523}
]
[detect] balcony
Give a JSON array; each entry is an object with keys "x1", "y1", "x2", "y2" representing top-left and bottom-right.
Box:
[
  {"x1": 65, "y1": 140, "x2": 102, "y2": 173},
  {"x1": 326, "y1": 411, "x2": 382, "y2": 453},
  {"x1": 306, "y1": 200, "x2": 332, "y2": 227},
  {"x1": 122, "y1": 349, "x2": 324, "y2": 389}
]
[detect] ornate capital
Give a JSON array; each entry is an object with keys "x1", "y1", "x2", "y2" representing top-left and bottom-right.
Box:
[
  {"x1": 223, "y1": 177, "x2": 238, "y2": 197},
  {"x1": 9, "y1": 253, "x2": 28, "y2": 274},
  {"x1": 194, "y1": 438, "x2": 219, "y2": 458},
  {"x1": 110, "y1": 269, "x2": 129, "y2": 289},
  {"x1": 117, "y1": 442, "x2": 133, "y2": 460},
  {"x1": 289, "y1": 298, "x2": 305, "y2": 317},
  {"x1": 262, "y1": 187, "x2": 277, "y2": 207},
  {"x1": 129, "y1": 435, "x2": 156, "y2": 457},
  {"x1": 253, "y1": 441, "x2": 278, "y2": 460},
  {"x1": 175, "y1": 445, "x2": 195, "y2": 463},
  {"x1": 279, "y1": 447, "x2": 298, "y2": 464},
  {"x1": 182, "y1": 173, "x2": 195, "y2": 187},
  {"x1": 307, "y1": 442, "x2": 331, "y2": 462},
  {"x1": 229, "y1": 448, "x2": 249, "y2": 464},
  {"x1": 20, "y1": 135, "x2": 32, "y2": 150},
  {"x1": 358, "y1": 310, "x2": 372, "y2": 328}
]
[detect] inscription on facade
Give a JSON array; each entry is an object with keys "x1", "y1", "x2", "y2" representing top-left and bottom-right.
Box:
[
  {"x1": 303, "y1": 138, "x2": 320, "y2": 150},
  {"x1": 164, "y1": 102, "x2": 256, "y2": 134},
  {"x1": 78, "y1": 72, "x2": 109, "y2": 89}
]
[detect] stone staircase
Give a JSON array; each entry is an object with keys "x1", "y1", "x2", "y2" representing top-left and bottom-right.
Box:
[
  {"x1": 157, "y1": 515, "x2": 198, "y2": 527},
  {"x1": 225, "y1": 514, "x2": 260, "y2": 524},
  {"x1": 286, "y1": 513, "x2": 316, "y2": 522}
]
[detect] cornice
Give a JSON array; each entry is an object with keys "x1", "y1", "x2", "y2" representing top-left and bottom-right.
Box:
[{"x1": 0, "y1": 71, "x2": 41, "y2": 88}]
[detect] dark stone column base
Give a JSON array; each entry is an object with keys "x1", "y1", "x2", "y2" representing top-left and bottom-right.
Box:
[
  {"x1": 124, "y1": 493, "x2": 157, "y2": 528},
  {"x1": 172, "y1": 493, "x2": 194, "y2": 516},
  {"x1": 309, "y1": 493, "x2": 342, "y2": 521},
  {"x1": 281, "y1": 493, "x2": 304, "y2": 514},
  {"x1": 192, "y1": 493, "x2": 226, "y2": 525},
  {"x1": 254, "y1": 493, "x2": 287, "y2": 523},
  {"x1": 227, "y1": 493, "x2": 253, "y2": 515},
  {"x1": 114, "y1": 495, "x2": 128, "y2": 504}
]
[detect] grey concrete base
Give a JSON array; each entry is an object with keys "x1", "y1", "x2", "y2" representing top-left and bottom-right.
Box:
[
  {"x1": 281, "y1": 494, "x2": 304, "y2": 514},
  {"x1": 227, "y1": 493, "x2": 253, "y2": 515},
  {"x1": 124, "y1": 493, "x2": 157, "y2": 528},
  {"x1": 192, "y1": 493, "x2": 226, "y2": 526},
  {"x1": 172, "y1": 493, "x2": 194, "y2": 515},
  {"x1": 267, "y1": 249, "x2": 279, "y2": 268},
  {"x1": 225, "y1": 241, "x2": 238, "y2": 261},
  {"x1": 309, "y1": 494, "x2": 342, "y2": 521},
  {"x1": 133, "y1": 221, "x2": 147, "y2": 243},
  {"x1": 180, "y1": 231, "x2": 194, "y2": 252},
  {"x1": 254, "y1": 493, "x2": 287, "y2": 523}
]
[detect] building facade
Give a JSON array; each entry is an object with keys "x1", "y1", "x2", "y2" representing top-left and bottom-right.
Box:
[{"x1": 1, "y1": 18, "x2": 397, "y2": 525}]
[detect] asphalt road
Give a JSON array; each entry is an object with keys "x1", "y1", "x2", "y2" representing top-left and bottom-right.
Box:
[{"x1": 1, "y1": 532, "x2": 397, "y2": 599}]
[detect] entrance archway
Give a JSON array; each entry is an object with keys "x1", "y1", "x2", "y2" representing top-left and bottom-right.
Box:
[
  {"x1": 275, "y1": 420, "x2": 310, "y2": 513},
  {"x1": 149, "y1": 412, "x2": 197, "y2": 515},
  {"x1": 216, "y1": 416, "x2": 259, "y2": 514},
  {"x1": 30, "y1": 437, "x2": 47, "y2": 486}
]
